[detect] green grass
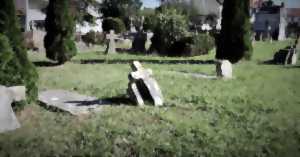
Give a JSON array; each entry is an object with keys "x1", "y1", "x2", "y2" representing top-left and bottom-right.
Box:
[{"x1": 1, "y1": 41, "x2": 300, "y2": 157}]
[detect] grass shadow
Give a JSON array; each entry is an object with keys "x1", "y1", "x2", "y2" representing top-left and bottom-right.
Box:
[
  {"x1": 284, "y1": 65, "x2": 300, "y2": 69},
  {"x1": 73, "y1": 59, "x2": 216, "y2": 65},
  {"x1": 37, "y1": 95, "x2": 134, "y2": 114},
  {"x1": 33, "y1": 61, "x2": 61, "y2": 67},
  {"x1": 37, "y1": 101, "x2": 71, "y2": 115},
  {"x1": 66, "y1": 96, "x2": 133, "y2": 106}
]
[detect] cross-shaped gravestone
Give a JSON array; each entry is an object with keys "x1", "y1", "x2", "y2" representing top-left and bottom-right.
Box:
[
  {"x1": 105, "y1": 30, "x2": 117, "y2": 54},
  {"x1": 0, "y1": 86, "x2": 26, "y2": 133},
  {"x1": 127, "y1": 61, "x2": 163, "y2": 106}
]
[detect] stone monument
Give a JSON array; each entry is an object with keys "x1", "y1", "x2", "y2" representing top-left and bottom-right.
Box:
[
  {"x1": 216, "y1": 6, "x2": 223, "y2": 30},
  {"x1": 0, "y1": 86, "x2": 26, "y2": 133},
  {"x1": 278, "y1": 4, "x2": 287, "y2": 41},
  {"x1": 127, "y1": 61, "x2": 164, "y2": 106},
  {"x1": 105, "y1": 30, "x2": 117, "y2": 54},
  {"x1": 130, "y1": 17, "x2": 137, "y2": 33}
]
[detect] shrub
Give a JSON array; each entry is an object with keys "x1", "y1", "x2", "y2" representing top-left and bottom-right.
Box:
[
  {"x1": 143, "y1": 14, "x2": 158, "y2": 32},
  {"x1": 102, "y1": 17, "x2": 126, "y2": 34},
  {"x1": 0, "y1": 34, "x2": 14, "y2": 69},
  {"x1": 169, "y1": 33, "x2": 215, "y2": 57},
  {"x1": 190, "y1": 33, "x2": 215, "y2": 56},
  {"x1": 287, "y1": 23, "x2": 300, "y2": 38},
  {"x1": 149, "y1": 8, "x2": 188, "y2": 55},
  {"x1": 95, "y1": 32, "x2": 106, "y2": 45},
  {"x1": 81, "y1": 31, "x2": 106, "y2": 46},
  {"x1": 44, "y1": 0, "x2": 77, "y2": 64},
  {"x1": 0, "y1": 1, "x2": 38, "y2": 103},
  {"x1": 81, "y1": 31, "x2": 97, "y2": 46}
]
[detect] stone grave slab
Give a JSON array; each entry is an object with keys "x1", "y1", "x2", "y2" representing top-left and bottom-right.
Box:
[
  {"x1": 38, "y1": 90, "x2": 110, "y2": 116},
  {"x1": 127, "y1": 61, "x2": 164, "y2": 106},
  {"x1": 0, "y1": 86, "x2": 26, "y2": 133}
]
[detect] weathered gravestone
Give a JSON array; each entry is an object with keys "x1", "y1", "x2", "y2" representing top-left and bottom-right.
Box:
[
  {"x1": 131, "y1": 31, "x2": 147, "y2": 53},
  {"x1": 294, "y1": 37, "x2": 300, "y2": 64},
  {"x1": 105, "y1": 30, "x2": 117, "y2": 54},
  {"x1": 278, "y1": 5, "x2": 287, "y2": 41},
  {"x1": 127, "y1": 61, "x2": 163, "y2": 106},
  {"x1": 145, "y1": 32, "x2": 153, "y2": 51},
  {"x1": 129, "y1": 17, "x2": 137, "y2": 33},
  {"x1": 0, "y1": 86, "x2": 26, "y2": 133},
  {"x1": 273, "y1": 47, "x2": 297, "y2": 65},
  {"x1": 289, "y1": 47, "x2": 298, "y2": 65},
  {"x1": 38, "y1": 90, "x2": 109, "y2": 116},
  {"x1": 216, "y1": 60, "x2": 233, "y2": 79}
]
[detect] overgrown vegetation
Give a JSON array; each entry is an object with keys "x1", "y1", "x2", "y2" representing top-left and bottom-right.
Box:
[
  {"x1": 0, "y1": 0, "x2": 38, "y2": 103},
  {"x1": 1, "y1": 41, "x2": 299, "y2": 156},
  {"x1": 81, "y1": 31, "x2": 105, "y2": 46},
  {"x1": 100, "y1": 0, "x2": 143, "y2": 30},
  {"x1": 102, "y1": 17, "x2": 126, "y2": 33},
  {"x1": 148, "y1": 8, "x2": 215, "y2": 57},
  {"x1": 149, "y1": 8, "x2": 189, "y2": 55},
  {"x1": 170, "y1": 33, "x2": 215, "y2": 56},
  {"x1": 44, "y1": 0, "x2": 77, "y2": 64}
]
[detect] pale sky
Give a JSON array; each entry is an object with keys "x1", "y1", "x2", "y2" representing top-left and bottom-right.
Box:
[{"x1": 142, "y1": 0, "x2": 160, "y2": 8}]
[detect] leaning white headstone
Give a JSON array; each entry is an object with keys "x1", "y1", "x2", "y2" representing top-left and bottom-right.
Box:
[
  {"x1": 0, "y1": 86, "x2": 26, "y2": 133},
  {"x1": 127, "y1": 61, "x2": 164, "y2": 106},
  {"x1": 288, "y1": 48, "x2": 298, "y2": 65},
  {"x1": 291, "y1": 51, "x2": 298, "y2": 65},
  {"x1": 216, "y1": 60, "x2": 233, "y2": 79}
]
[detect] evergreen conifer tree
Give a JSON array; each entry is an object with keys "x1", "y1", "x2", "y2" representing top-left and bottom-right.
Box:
[
  {"x1": 44, "y1": 0, "x2": 77, "y2": 64},
  {"x1": 0, "y1": 0, "x2": 38, "y2": 102},
  {"x1": 216, "y1": 0, "x2": 253, "y2": 63}
]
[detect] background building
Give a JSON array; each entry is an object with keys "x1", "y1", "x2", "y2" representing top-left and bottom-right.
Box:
[{"x1": 15, "y1": 0, "x2": 102, "y2": 33}]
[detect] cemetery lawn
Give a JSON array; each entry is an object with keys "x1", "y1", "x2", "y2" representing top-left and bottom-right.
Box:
[{"x1": 1, "y1": 41, "x2": 300, "y2": 157}]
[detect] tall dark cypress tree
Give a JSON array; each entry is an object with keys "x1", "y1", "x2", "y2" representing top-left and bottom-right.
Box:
[
  {"x1": 216, "y1": 0, "x2": 253, "y2": 63},
  {"x1": 0, "y1": 0, "x2": 38, "y2": 102},
  {"x1": 44, "y1": 0, "x2": 77, "y2": 64}
]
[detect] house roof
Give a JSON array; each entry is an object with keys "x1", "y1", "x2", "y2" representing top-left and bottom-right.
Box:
[{"x1": 287, "y1": 8, "x2": 300, "y2": 17}]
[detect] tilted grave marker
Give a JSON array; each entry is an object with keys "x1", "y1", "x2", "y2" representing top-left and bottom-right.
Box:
[
  {"x1": 0, "y1": 86, "x2": 26, "y2": 133},
  {"x1": 273, "y1": 47, "x2": 297, "y2": 65},
  {"x1": 127, "y1": 61, "x2": 164, "y2": 106}
]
